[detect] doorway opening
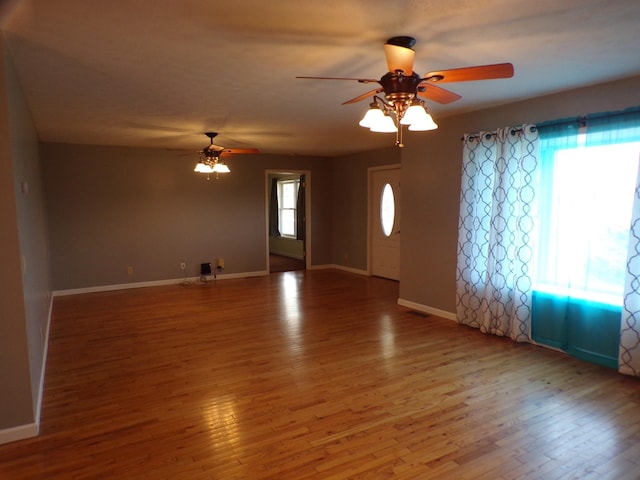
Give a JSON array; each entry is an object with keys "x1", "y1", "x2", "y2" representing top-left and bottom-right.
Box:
[{"x1": 265, "y1": 170, "x2": 311, "y2": 273}]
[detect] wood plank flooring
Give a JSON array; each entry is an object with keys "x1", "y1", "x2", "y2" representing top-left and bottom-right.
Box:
[
  {"x1": 269, "y1": 254, "x2": 305, "y2": 273},
  {"x1": 1, "y1": 270, "x2": 639, "y2": 479}
]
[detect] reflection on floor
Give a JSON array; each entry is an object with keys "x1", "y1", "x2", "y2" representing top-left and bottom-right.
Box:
[{"x1": 269, "y1": 254, "x2": 305, "y2": 273}]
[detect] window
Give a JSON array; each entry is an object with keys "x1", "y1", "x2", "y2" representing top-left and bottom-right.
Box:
[
  {"x1": 277, "y1": 179, "x2": 300, "y2": 237},
  {"x1": 380, "y1": 183, "x2": 395, "y2": 237},
  {"x1": 534, "y1": 132, "x2": 640, "y2": 305}
]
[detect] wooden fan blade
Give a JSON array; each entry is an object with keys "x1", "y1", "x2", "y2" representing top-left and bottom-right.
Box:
[
  {"x1": 383, "y1": 43, "x2": 415, "y2": 75},
  {"x1": 222, "y1": 148, "x2": 259, "y2": 155},
  {"x1": 417, "y1": 83, "x2": 462, "y2": 104},
  {"x1": 296, "y1": 76, "x2": 379, "y2": 83},
  {"x1": 342, "y1": 88, "x2": 383, "y2": 105},
  {"x1": 423, "y1": 63, "x2": 514, "y2": 83}
]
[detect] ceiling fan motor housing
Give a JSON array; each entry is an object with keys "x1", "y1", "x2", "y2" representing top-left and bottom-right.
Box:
[
  {"x1": 203, "y1": 148, "x2": 221, "y2": 159},
  {"x1": 380, "y1": 71, "x2": 422, "y2": 103}
]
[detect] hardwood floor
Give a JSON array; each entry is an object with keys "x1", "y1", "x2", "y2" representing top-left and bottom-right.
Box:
[
  {"x1": 269, "y1": 254, "x2": 305, "y2": 273},
  {"x1": 1, "y1": 270, "x2": 639, "y2": 479}
]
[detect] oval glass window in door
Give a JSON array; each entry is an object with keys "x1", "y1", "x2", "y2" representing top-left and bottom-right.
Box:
[{"x1": 380, "y1": 183, "x2": 395, "y2": 237}]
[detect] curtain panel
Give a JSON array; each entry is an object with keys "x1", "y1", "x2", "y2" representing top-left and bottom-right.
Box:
[
  {"x1": 592, "y1": 110, "x2": 640, "y2": 376},
  {"x1": 621, "y1": 167, "x2": 640, "y2": 376},
  {"x1": 269, "y1": 177, "x2": 280, "y2": 237},
  {"x1": 457, "y1": 109, "x2": 640, "y2": 377},
  {"x1": 456, "y1": 125, "x2": 539, "y2": 342},
  {"x1": 601, "y1": 109, "x2": 640, "y2": 376},
  {"x1": 296, "y1": 174, "x2": 306, "y2": 241},
  {"x1": 533, "y1": 110, "x2": 640, "y2": 374}
]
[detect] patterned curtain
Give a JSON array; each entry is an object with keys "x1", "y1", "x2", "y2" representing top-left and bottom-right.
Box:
[
  {"x1": 581, "y1": 108, "x2": 640, "y2": 376},
  {"x1": 621, "y1": 165, "x2": 640, "y2": 376},
  {"x1": 456, "y1": 125, "x2": 539, "y2": 342}
]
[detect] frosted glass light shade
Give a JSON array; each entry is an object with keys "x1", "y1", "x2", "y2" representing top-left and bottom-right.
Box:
[
  {"x1": 359, "y1": 107, "x2": 385, "y2": 128},
  {"x1": 370, "y1": 114, "x2": 398, "y2": 133},
  {"x1": 400, "y1": 103, "x2": 428, "y2": 125},
  {"x1": 408, "y1": 112, "x2": 438, "y2": 131},
  {"x1": 194, "y1": 161, "x2": 214, "y2": 173},
  {"x1": 383, "y1": 43, "x2": 415, "y2": 75},
  {"x1": 212, "y1": 162, "x2": 230, "y2": 173}
]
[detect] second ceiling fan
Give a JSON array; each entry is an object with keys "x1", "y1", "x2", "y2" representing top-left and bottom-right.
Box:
[
  {"x1": 194, "y1": 132, "x2": 259, "y2": 179},
  {"x1": 297, "y1": 36, "x2": 514, "y2": 146}
]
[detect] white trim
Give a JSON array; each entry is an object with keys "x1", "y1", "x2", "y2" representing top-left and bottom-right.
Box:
[
  {"x1": 34, "y1": 293, "x2": 53, "y2": 426},
  {"x1": 0, "y1": 422, "x2": 38, "y2": 445},
  {"x1": 52, "y1": 266, "x2": 373, "y2": 297},
  {"x1": 397, "y1": 298, "x2": 457, "y2": 321},
  {"x1": 53, "y1": 271, "x2": 269, "y2": 297}
]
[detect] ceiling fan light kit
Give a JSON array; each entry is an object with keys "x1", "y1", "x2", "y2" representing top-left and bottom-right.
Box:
[
  {"x1": 194, "y1": 161, "x2": 214, "y2": 174},
  {"x1": 193, "y1": 132, "x2": 258, "y2": 179},
  {"x1": 297, "y1": 36, "x2": 514, "y2": 147}
]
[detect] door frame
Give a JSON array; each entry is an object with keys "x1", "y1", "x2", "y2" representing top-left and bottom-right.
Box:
[
  {"x1": 265, "y1": 169, "x2": 312, "y2": 272},
  {"x1": 367, "y1": 164, "x2": 401, "y2": 277}
]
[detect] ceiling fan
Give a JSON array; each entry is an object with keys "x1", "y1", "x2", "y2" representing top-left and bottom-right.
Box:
[
  {"x1": 194, "y1": 132, "x2": 259, "y2": 179},
  {"x1": 297, "y1": 36, "x2": 514, "y2": 146}
]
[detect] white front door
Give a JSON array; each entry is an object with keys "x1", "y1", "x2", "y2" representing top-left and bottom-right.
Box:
[{"x1": 369, "y1": 166, "x2": 401, "y2": 280}]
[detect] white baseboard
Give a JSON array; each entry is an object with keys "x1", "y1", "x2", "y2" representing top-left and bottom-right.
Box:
[
  {"x1": 53, "y1": 271, "x2": 269, "y2": 297},
  {"x1": 0, "y1": 422, "x2": 38, "y2": 445},
  {"x1": 53, "y1": 267, "x2": 377, "y2": 296},
  {"x1": 34, "y1": 294, "x2": 53, "y2": 426},
  {"x1": 4, "y1": 294, "x2": 53, "y2": 446},
  {"x1": 397, "y1": 298, "x2": 457, "y2": 321}
]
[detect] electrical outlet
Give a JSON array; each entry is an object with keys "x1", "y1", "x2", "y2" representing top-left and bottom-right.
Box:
[
  {"x1": 126, "y1": 266, "x2": 133, "y2": 275},
  {"x1": 180, "y1": 262, "x2": 186, "y2": 270},
  {"x1": 217, "y1": 258, "x2": 224, "y2": 269}
]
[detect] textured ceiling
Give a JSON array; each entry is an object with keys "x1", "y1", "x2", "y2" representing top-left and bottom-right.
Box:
[{"x1": 2, "y1": 0, "x2": 640, "y2": 157}]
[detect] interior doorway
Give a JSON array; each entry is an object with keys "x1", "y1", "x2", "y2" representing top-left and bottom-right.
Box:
[
  {"x1": 265, "y1": 170, "x2": 311, "y2": 273},
  {"x1": 369, "y1": 165, "x2": 401, "y2": 280}
]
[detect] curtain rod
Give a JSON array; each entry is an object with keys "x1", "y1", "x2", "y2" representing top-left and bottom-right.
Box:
[
  {"x1": 537, "y1": 106, "x2": 640, "y2": 130},
  {"x1": 534, "y1": 115, "x2": 586, "y2": 131},
  {"x1": 463, "y1": 126, "x2": 532, "y2": 142},
  {"x1": 463, "y1": 106, "x2": 640, "y2": 142}
]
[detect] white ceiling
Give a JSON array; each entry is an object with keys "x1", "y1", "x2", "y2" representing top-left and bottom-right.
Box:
[{"x1": 2, "y1": 0, "x2": 640, "y2": 157}]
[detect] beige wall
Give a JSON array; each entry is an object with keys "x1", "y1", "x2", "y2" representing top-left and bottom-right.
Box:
[
  {"x1": 0, "y1": 34, "x2": 51, "y2": 438},
  {"x1": 330, "y1": 146, "x2": 401, "y2": 270},
  {"x1": 42, "y1": 145, "x2": 336, "y2": 290},
  {"x1": 42, "y1": 143, "x2": 400, "y2": 292},
  {"x1": 398, "y1": 75, "x2": 640, "y2": 316}
]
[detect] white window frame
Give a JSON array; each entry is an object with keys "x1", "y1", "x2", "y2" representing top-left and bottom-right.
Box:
[{"x1": 277, "y1": 178, "x2": 300, "y2": 238}]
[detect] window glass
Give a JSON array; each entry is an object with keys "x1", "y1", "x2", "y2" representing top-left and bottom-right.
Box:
[
  {"x1": 277, "y1": 179, "x2": 299, "y2": 237},
  {"x1": 380, "y1": 183, "x2": 395, "y2": 237},
  {"x1": 534, "y1": 141, "x2": 640, "y2": 304}
]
